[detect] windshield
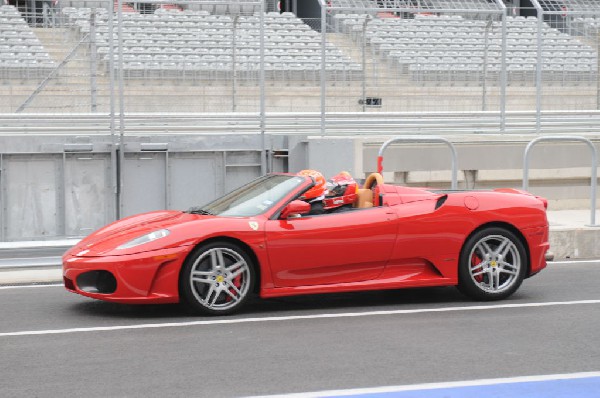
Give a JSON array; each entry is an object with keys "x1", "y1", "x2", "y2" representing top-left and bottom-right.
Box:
[{"x1": 190, "y1": 174, "x2": 306, "y2": 217}]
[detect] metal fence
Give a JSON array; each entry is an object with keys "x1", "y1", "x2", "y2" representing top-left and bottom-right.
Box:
[{"x1": 2, "y1": 0, "x2": 600, "y2": 125}]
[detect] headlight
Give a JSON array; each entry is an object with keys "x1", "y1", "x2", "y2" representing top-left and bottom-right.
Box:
[{"x1": 116, "y1": 229, "x2": 170, "y2": 250}]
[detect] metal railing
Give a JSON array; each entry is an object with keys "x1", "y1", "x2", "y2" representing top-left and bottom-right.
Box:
[
  {"x1": 523, "y1": 135, "x2": 598, "y2": 226},
  {"x1": 4, "y1": 111, "x2": 600, "y2": 137},
  {"x1": 376, "y1": 135, "x2": 459, "y2": 190}
]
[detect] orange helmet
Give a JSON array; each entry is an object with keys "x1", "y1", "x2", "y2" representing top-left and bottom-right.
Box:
[
  {"x1": 323, "y1": 171, "x2": 358, "y2": 210},
  {"x1": 297, "y1": 169, "x2": 326, "y2": 200}
]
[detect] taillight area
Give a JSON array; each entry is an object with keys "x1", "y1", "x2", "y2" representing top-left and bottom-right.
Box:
[{"x1": 535, "y1": 196, "x2": 548, "y2": 210}]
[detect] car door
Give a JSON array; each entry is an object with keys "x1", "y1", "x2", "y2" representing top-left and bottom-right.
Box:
[{"x1": 264, "y1": 207, "x2": 398, "y2": 287}]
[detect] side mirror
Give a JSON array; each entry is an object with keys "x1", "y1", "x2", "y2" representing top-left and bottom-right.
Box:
[{"x1": 280, "y1": 200, "x2": 310, "y2": 219}]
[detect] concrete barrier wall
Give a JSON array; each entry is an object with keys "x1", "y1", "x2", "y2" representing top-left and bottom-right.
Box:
[{"x1": 0, "y1": 133, "x2": 285, "y2": 241}]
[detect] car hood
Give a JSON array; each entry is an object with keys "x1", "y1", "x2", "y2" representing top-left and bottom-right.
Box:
[{"x1": 69, "y1": 210, "x2": 204, "y2": 256}]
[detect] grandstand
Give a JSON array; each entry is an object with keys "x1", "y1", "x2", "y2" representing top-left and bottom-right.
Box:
[
  {"x1": 2, "y1": 0, "x2": 600, "y2": 113},
  {"x1": 0, "y1": 5, "x2": 57, "y2": 80},
  {"x1": 68, "y1": 8, "x2": 363, "y2": 82},
  {"x1": 338, "y1": 14, "x2": 596, "y2": 86}
]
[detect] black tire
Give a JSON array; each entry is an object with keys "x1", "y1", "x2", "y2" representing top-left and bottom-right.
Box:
[
  {"x1": 179, "y1": 241, "x2": 256, "y2": 315},
  {"x1": 458, "y1": 227, "x2": 527, "y2": 301}
]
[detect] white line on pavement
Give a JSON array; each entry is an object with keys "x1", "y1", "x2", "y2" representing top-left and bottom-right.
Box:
[
  {"x1": 244, "y1": 372, "x2": 600, "y2": 398},
  {"x1": 0, "y1": 256, "x2": 60, "y2": 262},
  {"x1": 550, "y1": 259, "x2": 600, "y2": 265},
  {"x1": 1, "y1": 299, "x2": 599, "y2": 338},
  {"x1": 0, "y1": 256, "x2": 62, "y2": 268},
  {"x1": 0, "y1": 239, "x2": 79, "y2": 250},
  {"x1": 0, "y1": 284, "x2": 61, "y2": 290}
]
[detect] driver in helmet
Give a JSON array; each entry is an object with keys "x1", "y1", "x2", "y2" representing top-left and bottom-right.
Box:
[
  {"x1": 297, "y1": 169, "x2": 327, "y2": 215},
  {"x1": 323, "y1": 171, "x2": 358, "y2": 213}
]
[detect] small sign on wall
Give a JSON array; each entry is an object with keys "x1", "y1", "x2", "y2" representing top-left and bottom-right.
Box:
[{"x1": 358, "y1": 97, "x2": 382, "y2": 107}]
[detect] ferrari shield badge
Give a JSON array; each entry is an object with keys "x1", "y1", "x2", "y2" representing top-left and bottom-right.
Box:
[{"x1": 249, "y1": 221, "x2": 259, "y2": 231}]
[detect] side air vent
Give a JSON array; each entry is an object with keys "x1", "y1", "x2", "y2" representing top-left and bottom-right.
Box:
[{"x1": 435, "y1": 195, "x2": 448, "y2": 210}]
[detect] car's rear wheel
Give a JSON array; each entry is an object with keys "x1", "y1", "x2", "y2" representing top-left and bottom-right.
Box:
[
  {"x1": 179, "y1": 241, "x2": 255, "y2": 315},
  {"x1": 458, "y1": 227, "x2": 527, "y2": 301}
]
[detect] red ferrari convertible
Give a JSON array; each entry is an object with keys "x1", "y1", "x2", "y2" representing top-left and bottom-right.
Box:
[{"x1": 63, "y1": 172, "x2": 549, "y2": 315}]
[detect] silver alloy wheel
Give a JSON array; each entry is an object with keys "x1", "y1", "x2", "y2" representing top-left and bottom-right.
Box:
[
  {"x1": 468, "y1": 234, "x2": 521, "y2": 294},
  {"x1": 188, "y1": 247, "x2": 251, "y2": 311}
]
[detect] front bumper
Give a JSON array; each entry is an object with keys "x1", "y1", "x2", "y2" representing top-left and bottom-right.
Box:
[{"x1": 62, "y1": 246, "x2": 192, "y2": 304}]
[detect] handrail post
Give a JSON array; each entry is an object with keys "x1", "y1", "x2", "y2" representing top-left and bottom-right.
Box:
[
  {"x1": 377, "y1": 136, "x2": 458, "y2": 190},
  {"x1": 523, "y1": 135, "x2": 598, "y2": 227}
]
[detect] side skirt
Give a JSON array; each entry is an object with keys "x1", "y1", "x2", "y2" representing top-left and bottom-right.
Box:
[{"x1": 259, "y1": 277, "x2": 456, "y2": 299}]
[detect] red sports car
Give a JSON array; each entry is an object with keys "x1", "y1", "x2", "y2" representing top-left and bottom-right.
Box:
[{"x1": 63, "y1": 172, "x2": 550, "y2": 315}]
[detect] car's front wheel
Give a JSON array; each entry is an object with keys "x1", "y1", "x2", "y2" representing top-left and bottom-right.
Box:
[
  {"x1": 458, "y1": 227, "x2": 527, "y2": 301},
  {"x1": 179, "y1": 241, "x2": 255, "y2": 315}
]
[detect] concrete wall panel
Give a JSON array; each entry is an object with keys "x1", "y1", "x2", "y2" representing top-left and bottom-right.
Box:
[
  {"x1": 168, "y1": 154, "x2": 218, "y2": 210},
  {"x1": 122, "y1": 153, "x2": 167, "y2": 218},
  {"x1": 64, "y1": 154, "x2": 113, "y2": 236},
  {"x1": 3, "y1": 155, "x2": 61, "y2": 240},
  {"x1": 225, "y1": 151, "x2": 262, "y2": 193}
]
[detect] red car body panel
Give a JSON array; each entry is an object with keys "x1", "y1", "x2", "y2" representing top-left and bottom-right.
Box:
[
  {"x1": 63, "y1": 174, "x2": 549, "y2": 305},
  {"x1": 265, "y1": 206, "x2": 399, "y2": 287}
]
